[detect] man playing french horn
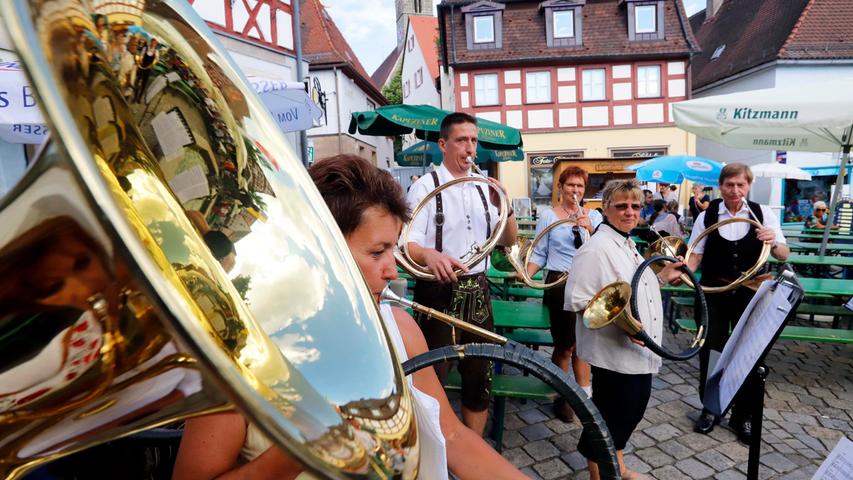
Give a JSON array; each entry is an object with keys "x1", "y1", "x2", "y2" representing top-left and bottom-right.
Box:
[
  {"x1": 688, "y1": 163, "x2": 790, "y2": 442},
  {"x1": 526, "y1": 166, "x2": 601, "y2": 423},
  {"x1": 405, "y1": 112, "x2": 518, "y2": 435}
]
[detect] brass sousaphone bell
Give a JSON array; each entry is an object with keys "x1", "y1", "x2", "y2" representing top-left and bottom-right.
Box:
[
  {"x1": 500, "y1": 216, "x2": 589, "y2": 289},
  {"x1": 0, "y1": 1, "x2": 417, "y2": 478}
]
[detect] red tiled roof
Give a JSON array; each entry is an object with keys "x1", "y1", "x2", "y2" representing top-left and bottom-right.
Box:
[
  {"x1": 690, "y1": 0, "x2": 853, "y2": 90},
  {"x1": 372, "y1": 46, "x2": 402, "y2": 87},
  {"x1": 780, "y1": 0, "x2": 853, "y2": 60},
  {"x1": 300, "y1": 0, "x2": 386, "y2": 102},
  {"x1": 409, "y1": 16, "x2": 441, "y2": 80},
  {"x1": 439, "y1": 0, "x2": 698, "y2": 68}
]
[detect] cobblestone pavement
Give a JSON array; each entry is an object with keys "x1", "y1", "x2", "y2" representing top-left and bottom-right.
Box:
[{"x1": 457, "y1": 319, "x2": 853, "y2": 479}]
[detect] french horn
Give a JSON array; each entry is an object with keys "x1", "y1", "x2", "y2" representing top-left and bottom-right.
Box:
[
  {"x1": 500, "y1": 217, "x2": 588, "y2": 289},
  {"x1": 682, "y1": 217, "x2": 772, "y2": 293},
  {"x1": 584, "y1": 255, "x2": 708, "y2": 361},
  {"x1": 396, "y1": 158, "x2": 510, "y2": 281},
  {"x1": 0, "y1": 1, "x2": 417, "y2": 478}
]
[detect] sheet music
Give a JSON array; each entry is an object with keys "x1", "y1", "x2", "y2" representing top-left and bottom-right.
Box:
[
  {"x1": 704, "y1": 278, "x2": 801, "y2": 415},
  {"x1": 152, "y1": 110, "x2": 192, "y2": 162},
  {"x1": 813, "y1": 436, "x2": 853, "y2": 480},
  {"x1": 168, "y1": 165, "x2": 210, "y2": 203}
]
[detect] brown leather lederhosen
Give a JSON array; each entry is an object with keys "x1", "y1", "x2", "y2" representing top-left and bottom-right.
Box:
[{"x1": 412, "y1": 170, "x2": 495, "y2": 411}]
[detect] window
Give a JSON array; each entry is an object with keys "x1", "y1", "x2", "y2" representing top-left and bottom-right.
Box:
[
  {"x1": 473, "y1": 15, "x2": 495, "y2": 43},
  {"x1": 581, "y1": 69, "x2": 605, "y2": 101},
  {"x1": 711, "y1": 44, "x2": 726, "y2": 60},
  {"x1": 474, "y1": 73, "x2": 499, "y2": 106},
  {"x1": 553, "y1": 10, "x2": 574, "y2": 38},
  {"x1": 415, "y1": 68, "x2": 423, "y2": 88},
  {"x1": 526, "y1": 71, "x2": 551, "y2": 103},
  {"x1": 366, "y1": 99, "x2": 376, "y2": 110},
  {"x1": 407, "y1": 35, "x2": 414, "y2": 52},
  {"x1": 463, "y1": 2, "x2": 505, "y2": 50},
  {"x1": 637, "y1": 65, "x2": 660, "y2": 98},
  {"x1": 404, "y1": 80, "x2": 410, "y2": 98},
  {"x1": 635, "y1": 5, "x2": 657, "y2": 33}
]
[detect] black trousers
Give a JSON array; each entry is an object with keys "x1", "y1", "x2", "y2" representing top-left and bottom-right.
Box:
[{"x1": 699, "y1": 286, "x2": 761, "y2": 420}]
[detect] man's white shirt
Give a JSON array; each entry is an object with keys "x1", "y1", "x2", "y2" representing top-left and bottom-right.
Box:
[{"x1": 406, "y1": 164, "x2": 500, "y2": 275}]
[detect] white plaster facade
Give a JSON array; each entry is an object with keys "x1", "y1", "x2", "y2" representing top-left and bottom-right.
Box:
[{"x1": 402, "y1": 20, "x2": 441, "y2": 108}]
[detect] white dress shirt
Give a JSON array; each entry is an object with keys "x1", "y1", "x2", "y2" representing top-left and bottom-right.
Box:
[
  {"x1": 564, "y1": 223, "x2": 664, "y2": 375},
  {"x1": 406, "y1": 164, "x2": 500, "y2": 275},
  {"x1": 689, "y1": 201, "x2": 786, "y2": 254}
]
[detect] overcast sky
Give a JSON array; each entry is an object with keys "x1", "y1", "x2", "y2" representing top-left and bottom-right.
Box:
[{"x1": 325, "y1": 0, "x2": 708, "y2": 76}]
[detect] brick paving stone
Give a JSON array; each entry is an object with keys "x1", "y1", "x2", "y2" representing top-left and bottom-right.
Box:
[
  {"x1": 651, "y1": 464, "x2": 690, "y2": 479},
  {"x1": 768, "y1": 427, "x2": 791, "y2": 440},
  {"x1": 545, "y1": 417, "x2": 580, "y2": 434},
  {"x1": 532, "y1": 458, "x2": 571, "y2": 479},
  {"x1": 503, "y1": 413, "x2": 526, "y2": 430},
  {"x1": 658, "y1": 439, "x2": 694, "y2": 460},
  {"x1": 523, "y1": 440, "x2": 560, "y2": 461},
  {"x1": 560, "y1": 451, "x2": 587, "y2": 471},
  {"x1": 502, "y1": 447, "x2": 535, "y2": 469},
  {"x1": 629, "y1": 431, "x2": 656, "y2": 449},
  {"x1": 519, "y1": 423, "x2": 553, "y2": 442},
  {"x1": 551, "y1": 431, "x2": 581, "y2": 452},
  {"x1": 683, "y1": 393, "x2": 704, "y2": 410},
  {"x1": 518, "y1": 407, "x2": 551, "y2": 425},
  {"x1": 680, "y1": 432, "x2": 719, "y2": 451},
  {"x1": 778, "y1": 464, "x2": 819, "y2": 480},
  {"x1": 502, "y1": 430, "x2": 526, "y2": 449},
  {"x1": 779, "y1": 421, "x2": 805, "y2": 436},
  {"x1": 675, "y1": 457, "x2": 716, "y2": 478},
  {"x1": 803, "y1": 424, "x2": 844, "y2": 441},
  {"x1": 644, "y1": 423, "x2": 682, "y2": 441},
  {"x1": 759, "y1": 452, "x2": 799, "y2": 473},
  {"x1": 654, "y1": 389, "x2": 683, "y2": 403},
  {"x1": 518, "y1": 466, "x2": 541, "y2": 479},
  {"x1": 717, "y1": 442, "x2": 750, "y2": 463},
  {"x1": 672, "y1": 383, "x2": 696, "y2": 396},
  {"x1": 623, "y1": 454, "x2": 652, "y2": 474},
  {"x1": 714, "y1": 469, "x2": 744, "y2": 480},
  {"x1": 658, "y1": 373, "x2": 685, "y2": 385},
  {"x1": 781, "y1": 411, "x2": 819, "y2": 426},
  {"x1": 695, "y1": 449, "x2": 736, "y2": 472},
  {"x1": 635, "y1": 446, "x2": 674, "y2": 468}
]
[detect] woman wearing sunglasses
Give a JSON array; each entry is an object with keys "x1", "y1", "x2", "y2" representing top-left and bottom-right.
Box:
[
  {"x1": 525, "y1": 166, "x2": 601, "y2": 423},
  {"x1": 563, "y1": 179, "x2": 683, "y2": 480}
]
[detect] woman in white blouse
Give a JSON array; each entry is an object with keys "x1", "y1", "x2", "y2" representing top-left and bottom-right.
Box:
[{"x1": 564, "y1": 179, "x2": 683, "y2": 480}]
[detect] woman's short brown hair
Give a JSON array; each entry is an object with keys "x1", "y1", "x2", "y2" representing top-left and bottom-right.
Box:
[
  {"x1": 719, "y1": 163, "x2": 753, "y2": 185},
  {"x1": 558, "y1": 166, "x2": 588, "y2": 186},
  {"x1": 308, "y1": 155, "x2": 411, "y2": 236}
]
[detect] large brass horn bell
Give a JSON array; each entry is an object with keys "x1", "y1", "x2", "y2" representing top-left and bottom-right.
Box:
[
  {"x1": 500, "y1": 218, "x2": 589, "y2": 289},
  {"x1": 0, "y1": 1, "x2": 417, "y2": 478}
]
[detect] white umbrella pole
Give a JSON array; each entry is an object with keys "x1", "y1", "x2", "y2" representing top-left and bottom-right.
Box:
[{"x1": 819, "y1": 126, "x2": 852, "y2": 256}]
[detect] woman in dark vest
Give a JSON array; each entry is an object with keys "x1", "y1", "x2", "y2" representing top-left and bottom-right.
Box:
[{"x1": 685, "y1": 163, "x2": 790, "y2": 444}]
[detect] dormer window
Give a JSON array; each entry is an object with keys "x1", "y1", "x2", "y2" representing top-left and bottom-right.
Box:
[
  {"x1": 623, "y1": 0, "x2": 664, "y2": 41},
  {"x1": 540, "y1": 0, "x2": 584, "y2": 47},
  {"x1": 462, "y1": 1, "x2": 505, "y2": 50},
  {"x1": 473, "y1": 15, "x2": 495, "y2": 43}
]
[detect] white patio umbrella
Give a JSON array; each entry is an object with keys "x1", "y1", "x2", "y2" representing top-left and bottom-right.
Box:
[
  {"x1": 673, "y1": 81, "x2": 853, "y2": 255},
  {"x1": 750, "y1": 162, "x2": 812, "y2": 181}
]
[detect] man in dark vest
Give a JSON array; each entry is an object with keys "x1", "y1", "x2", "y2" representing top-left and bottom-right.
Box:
[
  {"x1": 405, "y1": 112, "x2": 518, "y2": 435},
  {"x1": 686, "y1": 163, "x2": 790, "y2": 443}
]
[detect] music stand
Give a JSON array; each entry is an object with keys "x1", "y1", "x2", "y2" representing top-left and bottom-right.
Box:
[{"x1": 702, "y1": 266, "x2": 804, "y2": 480}]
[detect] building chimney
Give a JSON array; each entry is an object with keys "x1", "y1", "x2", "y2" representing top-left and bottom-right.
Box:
[{"x1": 707, "y1": 0, "x2": 724, "y2": 17}]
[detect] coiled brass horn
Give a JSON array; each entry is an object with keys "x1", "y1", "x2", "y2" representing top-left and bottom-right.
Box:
[
  {"x1": 397, "y1": 158, "x2": 510, "y2": 280},
  {"x1": 682, "y1": 217, "x2": 772, "y2": 293},
  {"x1": 0, "y1": 1, "x2": 416, "y2": 478},
  {"x1": 500, "y1": 218, "x2": 589, "y2": 289}
]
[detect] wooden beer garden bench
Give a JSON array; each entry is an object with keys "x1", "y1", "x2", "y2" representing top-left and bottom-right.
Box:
[{"x1": 674, "y1": 318, "x2": 853, "y2": 344}]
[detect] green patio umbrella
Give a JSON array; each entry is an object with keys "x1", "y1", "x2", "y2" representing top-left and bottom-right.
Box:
[
  {"x1": 349, "y1": 104, "x2": 523, "y2": 150},
  {"x1": 394, "y1": 140, "x2": 525, "y2": 167}
]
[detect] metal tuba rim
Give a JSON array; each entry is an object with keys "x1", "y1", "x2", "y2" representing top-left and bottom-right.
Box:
[{"x1": 501, "y1": 218, "x2": 588, "y2": 289}]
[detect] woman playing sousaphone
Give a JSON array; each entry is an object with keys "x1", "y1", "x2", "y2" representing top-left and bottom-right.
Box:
[
  {"x1": 564, "y1": 179, "x2": 684, "y2": 480},
  {"x1": 525, "y1": 166, "x2": 602, "y2": 423}
]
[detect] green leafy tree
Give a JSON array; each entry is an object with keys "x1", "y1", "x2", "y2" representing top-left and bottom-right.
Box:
[{"x1": 383, "y1": 68, "x2": 402, "y2": 105}]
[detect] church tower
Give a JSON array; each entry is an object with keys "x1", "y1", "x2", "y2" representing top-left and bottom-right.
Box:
[{"x1": 396, "y1": 0, "x2": 433, "y2": 47}]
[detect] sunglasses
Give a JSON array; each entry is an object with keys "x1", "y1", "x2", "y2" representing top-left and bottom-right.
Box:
[{"x1": 610, "y1": 203, "x2": 642, "y2": 211}]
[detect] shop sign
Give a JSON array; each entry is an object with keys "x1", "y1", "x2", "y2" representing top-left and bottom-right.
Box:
[
  {"x1": 610, "y1": 148, "x2": 667, "y2": 159},
  {"x1": 593, "y1": 162, "x2": 626, "y2": 172},
  {"x1": 529, "y1": 152, "x2": 583, "y2": 167}
]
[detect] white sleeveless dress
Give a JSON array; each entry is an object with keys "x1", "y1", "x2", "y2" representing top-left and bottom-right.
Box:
[{"x1": 241, "y1": 303, "x2": 448, "y2": 479}]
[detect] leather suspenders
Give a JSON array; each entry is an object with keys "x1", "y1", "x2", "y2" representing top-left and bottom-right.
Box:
[{"x1": 430, "y1": 170, "x2": 491, "y2": 252}]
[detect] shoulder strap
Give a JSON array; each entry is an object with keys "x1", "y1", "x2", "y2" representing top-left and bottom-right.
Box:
[
  {"x1": 474, "y1": 185, "x2": 492, "y2": 239},
  {"x1": 431, "y1": 171, "x2": 443, "y2": 252},
  {"x1": 705, "y1": 198, "x2": 723, "y2": 227}
]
